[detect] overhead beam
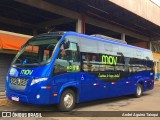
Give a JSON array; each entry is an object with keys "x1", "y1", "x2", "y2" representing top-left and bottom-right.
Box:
[
  {"x1": 0, "y1": 16, "x2": 39, "y2": 29},
  {"x1": 37, "y1": 17, "x2": 74, "y2": 28},
  {"x1": 15, "y1": 0, "x2": 81, "y2": 19},
  {"x1": 0, "y1": 16, "x2": 74, "y2": 31},
  {"x1": 150, "y1": 37, "x2": 160, "y2": 41},
  {"x1": 85, "y1": 16, "x2": 149, "y2": 41},
  {"x1": 15, "y1": 0, "x2": 149, "y2": 41}
]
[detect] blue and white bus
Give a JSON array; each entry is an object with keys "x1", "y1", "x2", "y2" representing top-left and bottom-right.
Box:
[{"x1": 6, "y1": 31, "x2": 154, "y2": 111}]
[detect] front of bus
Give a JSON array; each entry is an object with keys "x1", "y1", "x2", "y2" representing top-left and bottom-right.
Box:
[{"x1": 6, "y1": 32, "x2": 65, "y2": 105}]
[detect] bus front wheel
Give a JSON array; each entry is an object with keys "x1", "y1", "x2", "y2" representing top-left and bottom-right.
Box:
[
  {"x1": 58, "y1": 89, "x2": 76, "y2": 111},
  {"x1": 135, "y1": 83, "x2": 143, "y2": 98}
]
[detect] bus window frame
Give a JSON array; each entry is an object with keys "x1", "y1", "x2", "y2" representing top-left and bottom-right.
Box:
[{"x1": 53, "y1": 41, "x2": 81, "y2": 76}]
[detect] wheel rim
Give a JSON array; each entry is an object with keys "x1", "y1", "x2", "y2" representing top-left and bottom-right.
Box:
[
  {"x1": 137, "y1": 85, "x2": 141, "y2": 96},
  {"x1": 63, "y1": 93, "x2": 73, "y2": 108}
]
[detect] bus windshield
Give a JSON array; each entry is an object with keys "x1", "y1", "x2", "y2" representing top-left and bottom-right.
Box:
[{"x1": 12, "y1": 36, "x2": 61, "y2": 66}]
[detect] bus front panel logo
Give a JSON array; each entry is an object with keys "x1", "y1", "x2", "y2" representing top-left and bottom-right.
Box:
[{"x1": 20, "y1": 69, "x2": 33, "y2": 75}]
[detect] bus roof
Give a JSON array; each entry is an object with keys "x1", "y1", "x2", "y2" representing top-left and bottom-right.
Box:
[{"x1": 64, "y1": 31, "x2": 151, "y2": 52}]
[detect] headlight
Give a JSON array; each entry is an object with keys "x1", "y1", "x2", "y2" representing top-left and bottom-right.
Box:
[{"x1": 30, "y1": 78, "x2": 48, "y2": 86}]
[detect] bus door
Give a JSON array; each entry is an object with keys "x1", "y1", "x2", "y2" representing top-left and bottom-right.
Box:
[{"x1": 53, "y1": 42, "x2": 80, "y2": 92}]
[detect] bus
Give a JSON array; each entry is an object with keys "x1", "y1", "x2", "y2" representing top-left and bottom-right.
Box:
[{"x1": 6, "y1": 31, "x2": 154, "y2": 111}]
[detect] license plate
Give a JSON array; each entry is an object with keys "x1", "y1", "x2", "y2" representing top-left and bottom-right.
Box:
[{"x1": 11, "y1": 96, "x2": 19, "y2": 101}]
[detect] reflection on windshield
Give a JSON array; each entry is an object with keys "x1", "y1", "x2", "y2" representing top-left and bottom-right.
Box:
[{"x1": 12, "y1": 36, "x2": 61, "y2": 66}]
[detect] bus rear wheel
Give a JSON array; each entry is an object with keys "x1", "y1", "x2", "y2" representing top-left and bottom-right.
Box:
[
  {"x1": 58, "y1": 89, "x2": 76, "y2": 111},
  {"x1": 135, "y1": 83, "x2": 143, "y2": 98}
]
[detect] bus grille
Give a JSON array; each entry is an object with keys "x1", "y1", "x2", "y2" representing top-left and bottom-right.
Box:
[{"x1": 10, "y1": 77, "x2": 28, "y2": 86}]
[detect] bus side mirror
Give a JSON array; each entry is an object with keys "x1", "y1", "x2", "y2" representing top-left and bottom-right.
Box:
[{"x1": 63, "y1": 39, "x2": 70, "y2": 49}]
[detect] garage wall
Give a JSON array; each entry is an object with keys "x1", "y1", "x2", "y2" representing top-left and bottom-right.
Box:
[
  {"x1": 131, "y1": 42, "x2": 148, "y2": 49},
  {"x1": 109, "y1": 0, "x2": 160, "y2": 27}
]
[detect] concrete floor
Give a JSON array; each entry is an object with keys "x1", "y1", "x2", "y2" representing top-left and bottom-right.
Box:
[{"x1": 0, "y1": 86, "x2": 160, "y2": 119}]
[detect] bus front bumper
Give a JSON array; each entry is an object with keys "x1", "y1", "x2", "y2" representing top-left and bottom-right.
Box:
[{"x1": 6, "y1": 90, "x2": 58, "y2": 105}]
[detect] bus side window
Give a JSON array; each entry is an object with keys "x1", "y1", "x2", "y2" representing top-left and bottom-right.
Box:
[
  {"x1": 82, "y1": 53, "x2": 99, "y2": 72},
  {"x1": 53, "y1": 42, "x2": 80, "y2": 75},
  {"x1": 115, "y1": 55, "x2": 130, "y2": 72},
  {"x1": 82, "y1": 53, "x2": 91, "y2": 72},
  {"x1": 129, "y1": 58, "x2": 147, "y2": 72},
  {"x1": 99, "y1": 64, "x2": 115, "y2": 72},
  {"x1": 115, "y1": 65, "x2": 125, "y2": 72}
]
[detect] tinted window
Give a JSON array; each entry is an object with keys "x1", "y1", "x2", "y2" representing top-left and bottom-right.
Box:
[
  {"x1": 82, "y1": 53, "x2": 99, "y2": 72},
  {"x1": 54, "y1": 42, "x2": 80, "y2": 75}
]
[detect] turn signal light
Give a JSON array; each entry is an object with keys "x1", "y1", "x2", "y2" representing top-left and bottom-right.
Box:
[{"x1": 53, "y1": 94, "x2": 58, "y2": 96}]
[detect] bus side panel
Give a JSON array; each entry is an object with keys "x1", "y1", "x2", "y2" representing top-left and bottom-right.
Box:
[
  {"x1": 78, "y1": 72, "x2": 109, "y2": 102},
  {"x1": 77, "y1": 70, "x2": 154, "y2": 103},
  {"x1": 135, "y1": 71, "x2": 154, "y2": 91},
  {"x1": 128, "y1": 71, "x2": 154, "y2": 94}
]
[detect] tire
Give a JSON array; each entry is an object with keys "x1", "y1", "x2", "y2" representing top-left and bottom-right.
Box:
[
  {"x1": 58, "y1": 89, "x2": 76, "y2": 111},
  {"x1": 135, "y1": 83, "x2": 143, "y2": 98}
]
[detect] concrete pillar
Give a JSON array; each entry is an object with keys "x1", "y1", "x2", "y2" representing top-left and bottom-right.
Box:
[
  {"x1": 82, "y1": 15, "x2": 85, "y2": 34},
  {"x1": 121, "y1": 33, "x2": 125, "y2": 41},
  {"x1": 76, "y1": 18, "x2": 82, "y2": 33},
  {"x1": 149, "y1": 41, "x2": 152, "y2": 51}
]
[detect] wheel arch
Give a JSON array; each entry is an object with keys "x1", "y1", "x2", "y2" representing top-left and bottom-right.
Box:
[
  {"x1": 58, "y1": 82, "x2": 79, "y2": 104},
  {"x1": 137, "y1": 81, "x2": 144, "y2": 91}
]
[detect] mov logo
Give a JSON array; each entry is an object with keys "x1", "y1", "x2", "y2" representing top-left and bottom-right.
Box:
[
  {"x1": 102, "y1": 55, "x2": 117, "y2": 65},
  {"x1": 20, "y1": 69, "x2": 33, "y2": 75}
]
